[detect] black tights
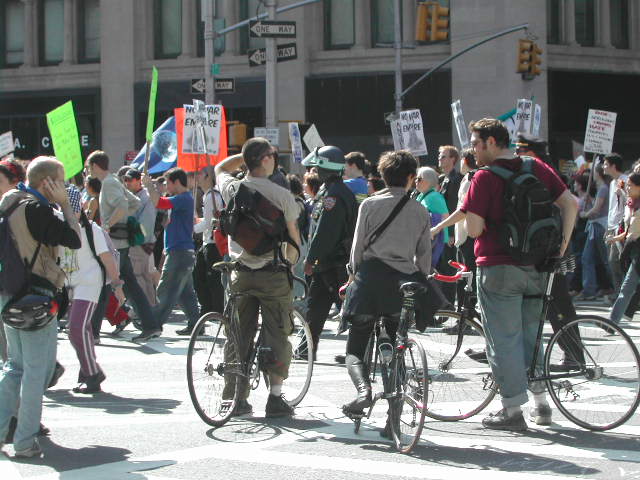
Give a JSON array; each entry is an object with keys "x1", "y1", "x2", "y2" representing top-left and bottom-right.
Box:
[{"x1": 346, "y1": 315, "x2": 399, "y2": 362}]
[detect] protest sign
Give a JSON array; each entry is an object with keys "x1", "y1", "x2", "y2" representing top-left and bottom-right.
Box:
[
  {"x1": 515, "y1": 99, "x2": 533, "y2": 134},
  {"x1": 451, "y1": 100, "x2": 469, "y2": 149},
  {"x1": 175, "y1": 106, "x2": 228, "y2": 172},
  {"x1": 131, "y1": 117, "x2": 178, "y2": 174},
  {"x1": 498, "y1": 108, "x2": 517, "y2": 146},
  {"x1": 303, "y1": 124, "x2": 324, "y2": 152},
  {"x1": 146, "y1": 67, "x2": 159, "y2": 142},
  {"x1": 532, "y1": 104, "x2": 542, "y2": 137},
  {"x1": 288, "y1": 123, "x2": 304, "y2": 163},
  {"x1": 390, "y1": 120, "x2": 403, "y2": 152},
  {"x1": 583, "y1": 109, "x2": 617, "y2": 155},
  {"x1": 254, "y1": 127, "x2": 280, "y2": 147},
  {"x1": 398, "y1": 109, "x2": 428, "y2": 157},
  {"x1": 0, "y1": 131, "x2": 14, "y2": 157},
  {"x1": 182, "y1": 103, "x2": 223, "y2": 155},
  {"x1": 46, "y1": 101, "x2": 83, "y2": 179}
]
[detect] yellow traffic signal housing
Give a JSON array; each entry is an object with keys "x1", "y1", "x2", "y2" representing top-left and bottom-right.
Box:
[
  {"x1": 530, "y1": 43, "x2": 543, "y2": 76},
  {"x1": 517, "y1": 39, "x2": 533, "y2": 73},
  {"x1": 416, "y1": 2, "x2": 449, "y2": 43},
  {"x1": 415, "y1": 3, "x2": 430, "y2": 42},
  {"x1": 228, "y1": 122, "x2": 248, "y2": 149}
]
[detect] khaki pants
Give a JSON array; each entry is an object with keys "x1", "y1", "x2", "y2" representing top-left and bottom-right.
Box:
[{"x1": 129, "y1": 245, "x2": 156, "y2": 306}]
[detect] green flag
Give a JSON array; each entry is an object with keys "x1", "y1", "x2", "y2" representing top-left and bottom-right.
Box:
[
  {"x1": 46, "y1": 101, "x2": 83, "y2": 179},
  {"x1": 145, "y1": 66, "x2": 159, "y2": 142}
]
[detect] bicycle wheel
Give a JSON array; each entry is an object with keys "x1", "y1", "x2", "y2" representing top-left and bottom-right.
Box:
[
  {"x1": 187, "y1": 312, "x2": 240, "y2": 427},
  {"x1": 390, "y1": 339, "x2": 428, "y2": 454},
  {"x1": 283, "y1": 308, "x2": 314, "y2": 406},
  {"x1": 544, "y1": 314, "x2": 640, "y2": 431},
  {"x1": 418, "y1": 310, "x2": 496, "y2": 421}
]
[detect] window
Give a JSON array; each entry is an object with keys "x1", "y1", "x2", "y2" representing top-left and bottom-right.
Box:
[
  {"x1": 39, "y1": 0, "x2": 64, "y2": 65},
  {"x1": 240, "y1": 0, "x2": 265, "y2": 54},
  {"x1": 154, "y1": 0, "x2": 182, "y2": 59},
  {"x1": 78, "y1": 0, "x2": 100, "y2": 62},
  {"x1": 610, "y1": 0, "x2": 629, "y2": 49},
  {"x1": 371, "y1": 0, "x2": 395, "y2": 46},
  {"x1": 546, "y1": 0, "x2": 561, "y2": 44},
  {"x1": 196, "y1": 0, "x2": 225, "y2": 58},
  {"x1": 575, "y1": 0, "x2": 595, "y2": 47},
  {"x1": 1, "y1": 0, "x2": 25, "y2": 68},
  {"x1": 324, "y1": 0, "x2": 355, "y2": 50}
]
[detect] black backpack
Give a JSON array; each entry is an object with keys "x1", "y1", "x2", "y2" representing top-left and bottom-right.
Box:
[
  {"x1": 0, "y1": 199, "x2": 38, "y2": 297},
  {"x1": 485, "y1": 157, "x2": 562, "y2": 266}
]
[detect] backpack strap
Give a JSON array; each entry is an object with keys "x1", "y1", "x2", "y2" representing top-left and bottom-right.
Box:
[
  {"x1": 364, "y1": 193, "x2": 411, "y2": 252},
  {"x1": 81, "y1": 211, "x2": 106, "y2": 285}
]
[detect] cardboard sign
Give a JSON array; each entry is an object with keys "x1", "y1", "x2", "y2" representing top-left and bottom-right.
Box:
[
  {"x1": 46, "y1": 101, "x2": 83, "y2": 179},
  {"x1": 451, "y1": 100, "x2": 469, "y2": 149},
  {"x1": 146, "y1": 67, "x2": 159, "y2": 142},
  {"x1": 254, "y1": 127, "x2": 280, "y2": 147},
  {"x1": 0, "y1": 131, "x2": 14, "y2": 157},
  {"x1": 515, "y1": 99, "x2": 533, "y2": 134},
  {"x1": 584, "y1": 109, "x2": 617, "y2": 155},
  {"x1": 288, "y1": 123, "x2": 304, "y2": 164},
  {"x1": 303, "y1": 124, "x2": 324, "y2": 152},
  {"x1": 390, "y1": 120, "x2": 403, "y2": 151},
  {"x1": 175, "y1": 106, "x2": 228, "y2": 172},
  {"x1": 182, "y1": 103, "x2": 223, "y2": 155},
  {"x1": 532, "y1": 104, "x2": 542, "y2": 137},
  {"x1": 398, "y1": 109, "x2": 428, "y2": 157}
]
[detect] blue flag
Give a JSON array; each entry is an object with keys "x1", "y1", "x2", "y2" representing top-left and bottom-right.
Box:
[{"x1": 131, "y1": 116, "x2": 177, "y2": 174}]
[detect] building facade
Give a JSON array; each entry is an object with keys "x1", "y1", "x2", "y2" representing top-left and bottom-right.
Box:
[{"x1": 1, "y1": 0, "x2": 639, "y2": 168}]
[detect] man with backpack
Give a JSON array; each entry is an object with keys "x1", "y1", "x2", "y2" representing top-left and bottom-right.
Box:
[
  {"x1": 462, "y1": 118, "x2": 577, "y2": 431},
  {"x1": 215, "y1": 137, "x2": 301, "y2": 418}
]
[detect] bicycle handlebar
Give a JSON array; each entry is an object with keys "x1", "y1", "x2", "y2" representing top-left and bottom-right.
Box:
[{"x1": 432, "y1": 260, "x2": 469, "y2": 283}]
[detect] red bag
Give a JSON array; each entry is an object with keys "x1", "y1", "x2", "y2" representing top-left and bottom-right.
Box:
[{"x1": 214, "y1": 227, "x2": 229, "y2": 257}]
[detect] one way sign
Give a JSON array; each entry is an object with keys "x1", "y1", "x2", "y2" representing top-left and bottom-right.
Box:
[
  {"x1": 191, "y1": 78, "x2": 206, "y2": 94},
  {"x1": 249, "y1": 20, "x2": 296, "y2": 38},
  {"x1": 248, "y1": 42, "x2": 298, "y2": 67}
]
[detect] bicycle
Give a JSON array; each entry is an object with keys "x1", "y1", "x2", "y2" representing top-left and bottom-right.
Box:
[
  {"x1": 342, "y1": 281, "x2": 429, "y2": 454},
  {"x1": 427, "y1": 260, "x2": 640, "y2": 431},
  {"x1": 186, "y1": 261, "x2": 314, "y2": 427}
]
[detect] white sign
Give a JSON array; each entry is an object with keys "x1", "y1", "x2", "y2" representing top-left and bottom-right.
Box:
[
  {"x1": 0, "y1": 131, "x2": 14, "y2": 157},
  {"x1": 532, "y1": 104, "x2": 542, "y2": 137},
  {"x1": 451, "y1": 100, "x2": 469, "y2": 149},
  {"x1": 288, "y1": 123, "x2": 304, "y2": 164},
  {"x1": 583, "y1": 109, "x2": 617, "y2": 155},
  {"x1": 515, "y1": 99, "x2": 533, "y2": 134},
  {"x1": 182, "y1": 103, "x2": 223, "y2": 155},
  {"x1": 303, "y1": 124, "x2": 325, "y2": 152},
  {"x1": 397, "y1": 109, "x2": 428, "y2": 157},
  {"x1": 254, "y1": 127, "x2": 280, "y2": 147}
]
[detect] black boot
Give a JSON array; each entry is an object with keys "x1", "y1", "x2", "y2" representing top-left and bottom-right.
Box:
[{"x1": 342, "y1": 355, "x2": 372, "y2": 414}]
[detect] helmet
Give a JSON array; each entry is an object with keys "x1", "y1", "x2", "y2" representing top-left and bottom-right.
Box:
[
  {"x1": 302, "y1": 146, "x2": 346, "y2": 171},
  {"x1": 2, "y1": 294, "x2": 59, "y2": 331}
]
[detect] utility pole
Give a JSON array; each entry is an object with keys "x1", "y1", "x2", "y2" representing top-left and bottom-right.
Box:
[
  {"x1": 393, "y1": 0, "x2": 402, "y2": 115},
  {"x1": 265, "y1": 0, "x2": 277, "y2": 129},
  {"x1": 204, "y1": 0, "x2": 216, "y2": 105}
]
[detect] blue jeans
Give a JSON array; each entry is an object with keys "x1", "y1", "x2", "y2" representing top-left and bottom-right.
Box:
[
  {"x1": 610, "y1": 263, "x2": 640, "y2": 324},
  {"x1": 581, "y1": 222, "x2": 611, "y2": 296},
  {"x1": 119, "y1": 247, "x2": 157, "y2": 331},
  {"x1": 0, "y1": 320, "x2": 57, "y2": 451},
  {"x1": 153, "y1": 250, "x2": 200, "y2": 328},
  {"x1": 477, "y1": 265, "x2": 547, "y2": 408}
]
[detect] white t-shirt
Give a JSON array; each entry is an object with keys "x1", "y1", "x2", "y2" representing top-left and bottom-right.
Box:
[
  {"x1": 608, "y1": 176, "x2": 627, "y2": 230},
  {"x1": 193, "y1": 189, "x2": 224, "y2": 245}
]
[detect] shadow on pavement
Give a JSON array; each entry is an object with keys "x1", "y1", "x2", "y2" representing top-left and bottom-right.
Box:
[{"x1": 44, "y1": 390, "x2": 181, "y2": 415}]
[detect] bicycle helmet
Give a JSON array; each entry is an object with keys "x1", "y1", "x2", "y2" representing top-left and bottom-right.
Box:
[{"x1": 302, "y1": 146, "x2": 346, "y2": 172}]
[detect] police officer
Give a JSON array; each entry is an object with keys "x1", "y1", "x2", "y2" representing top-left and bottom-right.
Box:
[{"x1": 302, "y1": 146, "x2": 358, "y2": 356}]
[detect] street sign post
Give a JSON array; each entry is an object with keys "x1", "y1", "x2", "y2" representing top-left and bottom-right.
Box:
[
  {"x1": 248, "y1": 42, "x2": 297, "y2": 67},
  {"x1": 191, "y1": 78, "x2": 236, "y2": 94},
  {"x1": 249, "y1": 20, "x2": 296, "y2": 38}
]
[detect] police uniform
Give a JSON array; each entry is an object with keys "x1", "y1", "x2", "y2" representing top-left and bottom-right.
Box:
[{"x1": 306, "y1": 176, "x2": 358, "y2": 350}]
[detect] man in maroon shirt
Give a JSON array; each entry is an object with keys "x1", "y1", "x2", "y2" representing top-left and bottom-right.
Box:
[{"x1": 461, "y1": 118, "x2": 577, "y2": 431}]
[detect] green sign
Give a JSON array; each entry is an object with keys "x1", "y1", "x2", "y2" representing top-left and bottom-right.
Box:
[
  {"x1": 46, "y1": 101, "x2": 83, "y2": 179},
  {"x1": 145, "y1": 66, "x2": 159, "y2": 142},
  {"x1": 211, "y1": 63, "x2": 221, "y2": 75}
]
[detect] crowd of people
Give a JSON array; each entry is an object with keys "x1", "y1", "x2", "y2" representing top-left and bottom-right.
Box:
[{"x1": 0, "y1": 116, "x2": 636, "y2": 457}]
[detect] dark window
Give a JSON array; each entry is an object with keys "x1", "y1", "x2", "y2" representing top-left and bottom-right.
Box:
[
  {"x1": 1, "y1": 0, "x2": 25, "y2": 68},
  {"x1": 239, "y1": 0, "x2": 265, "y2": 54},
  {"x1": 371, "y1": 0, "x2": 396, "y2": 46},
  {"x1": 78, "y1": 0, "x2": 100, "y2": 63},
  {"x1": 575, "y1": 0, "x2": 595, "y2": 47},
  {"x1": 196, "y1": 0, "x2": 225, "y2": 58},
  {"x1": 610, "y1": 0, "x2": 629, "y2": 49},
  {"x1": 154, "y1": 0, "x2": 182, "y2": 59},
  {"x1": 38, "y1": 0, "x2": 64, "y2": 65},
  {"x1": 546, "y1": 0, "x2": 561, "y2": 44},
  {"x1": 324, "y1": 0, "x2": 355, "y2": 50}
]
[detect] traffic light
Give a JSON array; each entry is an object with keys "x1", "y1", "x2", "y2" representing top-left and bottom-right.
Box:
[
  {"x1": 530, "y1": 43, "x2": 543, "y2": 76},
  {"x1": 415, "y1": 2, "x2": 449, "y2": 43},
  {"x1": 517, "y1": 39, "x2": 533, "y2": 73}
]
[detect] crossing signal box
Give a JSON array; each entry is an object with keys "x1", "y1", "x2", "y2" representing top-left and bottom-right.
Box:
[
  {"x1": 415, "y1": 2, "x2": 449, "y2": 43},
  {"x1": 517, "y1": 39, "x2": 543, "y2": 78},
  {"x1": 228, "y1": 121, "x2": 248, "y2": 151}
]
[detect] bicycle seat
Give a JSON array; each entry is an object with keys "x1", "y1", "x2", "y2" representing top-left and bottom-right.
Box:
[
  {"x1": 212, "y1": 261, "x2": 236, "y2": 273},
  {"x1": 399, "y1": 282, "x2": 428, "y2": 296}
]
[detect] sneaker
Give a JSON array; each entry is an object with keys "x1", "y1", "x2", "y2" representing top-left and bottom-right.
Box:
[
  {"x1": 265, "y1": 394, "x2": 294, "y2": 418},
  {"x1": 481, "y1": 409, "x2": 527, "y2": 432},
  {"x1": 443, "y1": 323, "x2": 479, "y2": 335},
  {"x1": 14, "y1": 440, "x2": 42, "y2": 458},
  {"x1": 548, "y1": 359, "x2": 582, "y2": 372},
  {"x1": 334, "y1": 354, "x2": 346, "y2": 364},
  {"x1": 622, "y1": 314, "x2": 634, "y2": 322},
  {"x1": 464, "y1": 348, "x2": 488, "y2": 364},
  {"x1": 48, "y1": 362, "x2": 65, "y2": 388},
  {"x1": 529, "y1": 404, "x2": 552, "y2": 426},
  {"x1": 574, "y1": 293, "x2": 597, "y2": 301},
  {"x1": 176, "y1": 326, "x2": 193, "y2": 336},
  {"x1": 111, "y1": 318, "x2": 131, "y2": 336},
  {"x1": 232, "y1": 399, "x2": 253, "y2": 416},
  {"x1": 132, "y1": 329, "x2": 162, "y2": 343}
]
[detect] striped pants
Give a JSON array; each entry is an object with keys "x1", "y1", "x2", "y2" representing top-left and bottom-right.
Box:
[{"x1": 68, "y1": 299, "x2": 101, "y2": 378}]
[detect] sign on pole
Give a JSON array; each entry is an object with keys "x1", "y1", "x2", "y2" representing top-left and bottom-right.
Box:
[
  {"x1": 288, "y1": 123, "x2": 304, "y2": 164},
  {"x1": 303, "y1": 124, "x2": 325, "y2": 152},
  {"x1": 451, "y1": 100, "x2": 469, "y2": 149},
  {"x1": 46, "y1": 101, "x2": 83, "y2": 179},
  {"x1": 254, "y1": 127, "x2": 280, "y2": 147},
  {"x1": 146, "y1": 67, "x2": 159, "y2": 142},
  {"x1": 532, "y1": 104, "x2": 542, "y2": 137},
  {"x1": 191, "y1": 78, "x2": 206, "y2": 95},
  {"x1": 214, "y1": 78, "x2": 235, "y2": 93},
  {"x1": 248, "y1": 43, "x2": 298, "y2": 67},
  {"x1": 0, "y1": 131, "x2": 14, "y2": 157},
  {"x1": 182, "y1": 103, "x2": 223, "y2": 155},
  {"x1": 249, "y1": 20, "x2": 296, "y2": 38},
  {"x1": 397, "y1": 109, "x2": 428, "y2": 157},
  {"x1": 584, "y1": 109, "x2": 617, "y2": 155},
  {"x1": 515, "y1": 98, "x2": 533, "y2": 134}
]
